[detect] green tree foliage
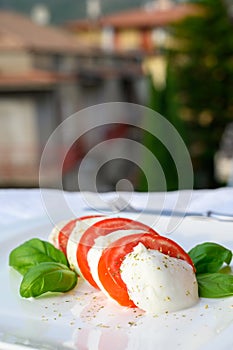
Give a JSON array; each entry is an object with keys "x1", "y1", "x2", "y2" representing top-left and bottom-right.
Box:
[
  {"x1": 138, "y1": 61, "x2": 187, "y2": 192},
  {"x1": 168, "y1": 0, "x2": 233, "y2": 188}
]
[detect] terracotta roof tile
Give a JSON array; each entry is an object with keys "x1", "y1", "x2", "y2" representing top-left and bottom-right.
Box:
[
  {"x1": 0, "y1": 69, "x2": 75, "y2": 89},
  {"x1": 0, "y1": 11, "x2": 80, "y2": 53},
  {"x1": 100, "y1": 4, "x2": 201, "y2": 28},
  {"x1": 67, "y1": 4, "x2": 201, "y2": 30},
  {"x1": 66, "y1": 18, "x2": 100, "y2": 31}
]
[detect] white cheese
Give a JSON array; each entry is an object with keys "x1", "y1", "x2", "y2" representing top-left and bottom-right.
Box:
[
  {"x1": 87, "y1": 230, "x2": 144, "y2": 296},
  {"x1": 48, "y1": 220, "x2": 69, "y2": 248},
  {"x1": 120, "y1": 243, "x2": 199, "y2": 314},
  {"x1": 66, "y1": 217, "x2": 102, "y2": 276}
]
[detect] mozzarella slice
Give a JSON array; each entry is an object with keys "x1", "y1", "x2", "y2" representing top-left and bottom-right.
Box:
[
  {"x1": 48, "y1": 220, "x2": 69, "y2": 249},
  {"x1": 120, "y1": 243, "x2": 199, "y2": 314},
  {"x1": 87, "y1": 229, "x2": 144, "y2": 298},
  {"x1": 66, "y1": 217, "x2": 103, "y2": 276}
]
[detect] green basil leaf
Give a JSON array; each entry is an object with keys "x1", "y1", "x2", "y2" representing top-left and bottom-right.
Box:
[
  {"x1": 197, "y1": 273, "x2": 233, "y2": 298},
  {"x1": 20, "y1": 262, "x2": 77, "y2": 298},
  {"x1": 9, "y1": 238, "x2": 68, "y2": 275},
  {"x1": 188, "y1": 242, "x2": 232, "y2": 274}
]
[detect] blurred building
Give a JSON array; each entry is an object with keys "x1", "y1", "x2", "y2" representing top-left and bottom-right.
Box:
[
  {"x1": 0, "y1": 1, "x2": 200, "y2": 190},
  {"x1": 65, "y1": 0, "x2": 200, "y2": 103},
  {"x1": 0, "y1": 10, "x2": 81, "y2": 187},
  {"x1": 67, "y1": 1, "x2": 199, "y2": 52},
  {"x1": 63, "y1": 0, "x2": 202, "y2": 191}
]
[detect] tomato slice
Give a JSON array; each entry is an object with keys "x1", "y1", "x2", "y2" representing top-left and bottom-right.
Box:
[
  {"x1": 98, "y1": 233, "x2": 195, "y2": 307},
  {"x1": 58, "y1": 215, "x2": 103, "y2": 255},
  {"x1": 77, "y1": 217, "x2": 159, "y2": 289}
]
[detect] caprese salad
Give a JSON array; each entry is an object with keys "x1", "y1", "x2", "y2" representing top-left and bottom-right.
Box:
[
  {"x1": 9, "y1": 215, "x2": 232, "y2": 315},
  {"x1": 48, "y1": 215, "x2": 199, "y2": 314}
]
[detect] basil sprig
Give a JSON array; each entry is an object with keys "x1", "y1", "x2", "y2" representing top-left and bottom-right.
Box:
[
  {"x1": 9, "y1": 238, "x2": 77, "y2": 298},
  {"x1": 188, "y1": 242, "x2": 232, "y2": 298},
  {"x1": 196, "y1": 273, "x2": 233, "y2": 298},
  {"x1": 188, "y1": 242, "x2": 232, "y2": 274},
  {"x1": 20, "y1": 262, "x2": 77, "y2": 298},
  {"x1": 9, "y1": 238, "x2": 68, "y2": 275}
]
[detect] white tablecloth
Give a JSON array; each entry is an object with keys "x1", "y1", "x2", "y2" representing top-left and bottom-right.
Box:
[{"x1": 1, "y1": 187, "x2": 233, "y2": 229}]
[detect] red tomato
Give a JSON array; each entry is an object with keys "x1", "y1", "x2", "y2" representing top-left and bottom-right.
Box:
[
  {"x1": 98, "y1": 233, "x2": 195, "y2": 308},
  {"x1": 58, "y1": 215, "x2": 103, "y2": 255},
  {"x1": 77, "y1": 218, "x2": 159, "y2": 289}
]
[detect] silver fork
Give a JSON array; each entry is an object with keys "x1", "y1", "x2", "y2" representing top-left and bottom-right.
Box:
[
  {"x1": 107, "y1": 196, "x2": 233, "y2": 222},
  {"x1": 107, "y1": 196, "x2": 138, "y2": 212}
]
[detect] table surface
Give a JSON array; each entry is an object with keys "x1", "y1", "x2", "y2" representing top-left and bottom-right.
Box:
[{"x1": 1, "y1": 186, "x2": 233, "y2": 229}]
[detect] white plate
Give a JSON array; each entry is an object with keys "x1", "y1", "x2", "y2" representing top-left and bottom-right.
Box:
[{"x1": 0, "y1": 215, "x2": 233, "y2": 350}]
